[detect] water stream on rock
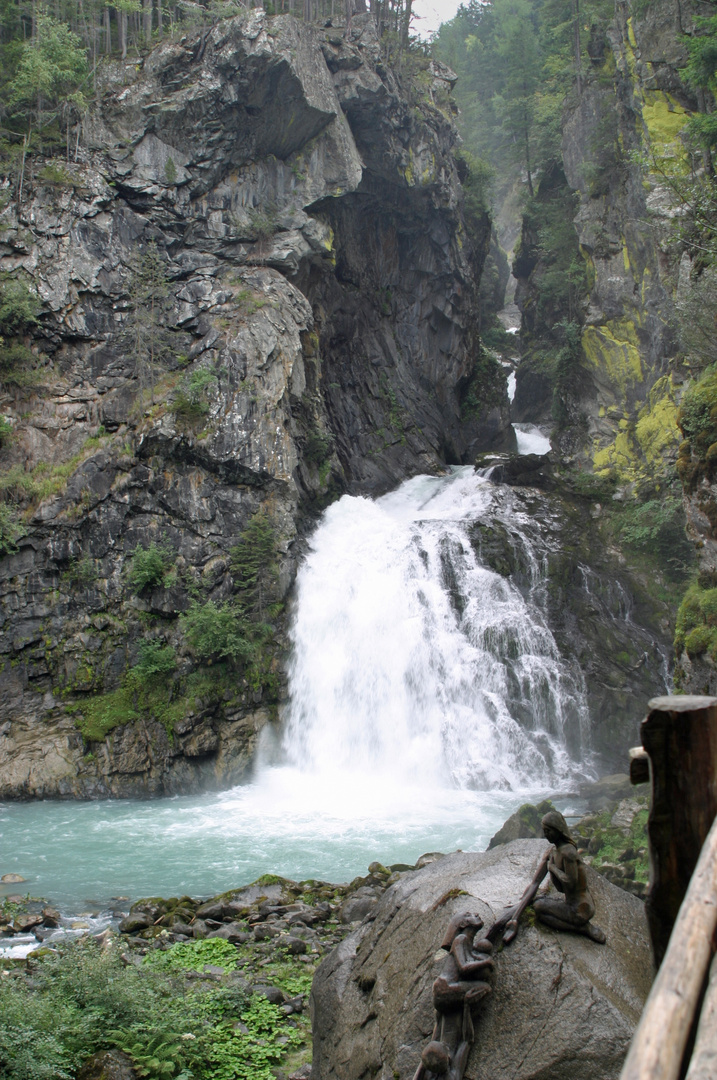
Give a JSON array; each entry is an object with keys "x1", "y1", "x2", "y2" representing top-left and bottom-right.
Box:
[{"x1": 0, "y1": 468, "x2": 592, "y2": 920}]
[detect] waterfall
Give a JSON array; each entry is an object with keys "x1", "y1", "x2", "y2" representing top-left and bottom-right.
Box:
[
  {"x1": 0, "y1": 468, "x2": 595, "y2": 912},
  {"x1": 280, "y1": 467, "x2": 591, "y2": 793}
]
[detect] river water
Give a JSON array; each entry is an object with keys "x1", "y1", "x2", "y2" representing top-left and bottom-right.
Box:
[{"x1": 1, "y1": 463, "x2": 591, "y2": 914}]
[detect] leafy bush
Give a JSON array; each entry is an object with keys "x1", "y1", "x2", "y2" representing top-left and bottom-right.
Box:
[
  {"x1": 128, "y1": 641, "x2": 177, "y2": 686},
  {"x1": 0, "y1": 416, "x2": 13, "y2": 445},
  {"x1": 180, "y1": 600, "x2": 255, "y2": 665},
  {"x1": 618, "y1": 495, "x2": 690, "y2": 572},
  {"x1": 63, "y1": 554, "x2": 97, "y2": 588},
  {"x1": 171, "y1": 369, "x2": 217, "y2": 426},
  {"x1": 129, "y1": 543, "x2": 175, "y2": 594},
  {"x1": 678, "y1": 366, "x2": 717, "y2": 457},
  {"x1": 0, "y1": 342, "x2": 47, "y2": 389},
  {"x1": 0, "y1": 277, "x2": 40, "y2": 335},
  {"x1": 304, "y1": 429, "x2": 333, "y2": 467},
  {"x1": 247, "y1": 205, "x2": 278, "y2": 243},
  {"x1": 69, "y1": 686, "x2": 139, "y2": 742},
  {"x1": 144, "y1": 937, "x2": 238, "y2": 974},
  {"x1": 0, "y1": 503, "x2": 26, "y2": 555},
  {"x1": 0, "y1": 936, "x2": 308, "y2": 1080},
  {"x1": 674, "y1": 582, "x2": 717, "y2": 658},
  {"x1": 37, "y1": 161, "x2": 74, "y2": 187}
]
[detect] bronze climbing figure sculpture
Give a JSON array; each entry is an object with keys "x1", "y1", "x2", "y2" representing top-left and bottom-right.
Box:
[{"x1": 412, "y1": 913, "x2": 494, "y2": 1080}]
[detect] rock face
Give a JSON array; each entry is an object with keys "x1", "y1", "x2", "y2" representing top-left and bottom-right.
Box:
[
  {"x1": 311, "y1": 842, "x2": 652, "y2": 1080},
  {"x1": 0, "y1": 13, "x2": 501, "y2": 798},
  {"x1": 513, "y1": 0, "x2": 699, "y2": 481}
]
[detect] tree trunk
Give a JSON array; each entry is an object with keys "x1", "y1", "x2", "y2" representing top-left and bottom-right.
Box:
[
  {"x1": 143, "y1": 0, "x2": 152, "y2": 44},
  {"x1": 640, "y1": 695, "x2": 717, "y2": 967},
  {"x1": 156, "y1": 0, "x2": 163, "y2": 37},
  {"x1": 119, "y1": 9, "x2": 127, "y2": 58},
  {"x1": 104, "y1": 6, "x2": 111, "y2": 52},
  {"x1": 401, "y1": 0, "x2": 411, "y2": 49},
  {"x1": 573, "y1": 0, "x2": 582, "y2": 95}
]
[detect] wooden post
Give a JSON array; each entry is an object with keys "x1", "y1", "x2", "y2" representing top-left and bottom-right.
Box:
[
  {"x1": 641, "y1": 695, "x2": 717, "y2": 967},
  {"x1": 619, "y1": 812, "x2": 717, "y2": 1080}
]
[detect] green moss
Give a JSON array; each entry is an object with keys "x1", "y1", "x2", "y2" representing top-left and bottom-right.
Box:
[
  {"x1": 642, "y1": 91, "x2": 690, "y2": 172},
  {"x1": 634, "y1": 376, "x2": 681, "y2": 464},
  {"x1": 675, "y1": 581, "x2": 717, "y2": 657},
  {"x1": 582, "y1": 318, "x2": 644, "y2": 398},
  {"x1": 66, "y1": 686, "x2": 139, "y2": 742}
]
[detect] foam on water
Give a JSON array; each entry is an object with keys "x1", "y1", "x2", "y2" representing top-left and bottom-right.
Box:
[{"x1": 512, "y1": 423, "x2": 552, "y2": 456}]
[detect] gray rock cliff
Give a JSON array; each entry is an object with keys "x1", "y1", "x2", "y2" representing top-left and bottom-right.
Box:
[{"x1": 0, "y1": 13, "x2": 502, "y2": 798}]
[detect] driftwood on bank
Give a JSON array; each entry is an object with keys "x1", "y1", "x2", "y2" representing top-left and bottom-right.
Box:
[
  {"x1": 639, "y1": 695, "x2": 717, "y2": 966},
  {"x1": 619, "y1": 811, "x2": 717, "y2": 1080}
]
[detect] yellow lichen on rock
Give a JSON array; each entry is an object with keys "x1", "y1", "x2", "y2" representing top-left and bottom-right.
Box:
[
  {"x1": 582, "y1": 318, "x2": 644, "y2": 396},
  {"x1": 642, "y1": 91, "x2": 689, "y2": 167},
  {"x1": 635, "y1": 375, "x2": 681, "y2": 464},
  {"x1": 591, "y1": 374, "x2": 681, "y2": 480}
]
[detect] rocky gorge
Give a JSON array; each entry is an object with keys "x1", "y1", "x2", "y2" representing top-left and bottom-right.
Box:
[
  {"x1": 0, "y1": 2, "x2": 686, "y2": 801},
  {"x1": 0, "y1": 11, "x2": 503, "y2": 799}
]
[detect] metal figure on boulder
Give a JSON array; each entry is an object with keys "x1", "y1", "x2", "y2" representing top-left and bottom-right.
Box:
[
  {"x1": 412, "y1": 913, "x2": 494, "y2": 1080},
  {"x1": 534, "y1": 810, "x2": 606, "y2": 944},
  {"x1": 411, "y1": 812, "x2": 605, "y2": 1080}
]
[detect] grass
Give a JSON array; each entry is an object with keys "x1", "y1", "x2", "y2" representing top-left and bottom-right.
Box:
[{"x1": 0, "y1": 432, "x2": 112, "y2": 513}]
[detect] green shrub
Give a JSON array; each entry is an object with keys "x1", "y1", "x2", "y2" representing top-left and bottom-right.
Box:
[
  {"x1": 69, "y1": 686, "x2": 139, "y2": 742},
  {"x1": 63, "y1": 555, "x2": 97, "y2": 588},
  {"x1": 0, "y1": 277, "x2": 40, "y2": 335},
  {"x1": 0, "y1": 503, "x2": 26, "y2": 555},
  {"x1": 247, "y1": 205, "x2": 278, "y2": 243},
  {"x1": 170, "y1": 369, "x2": 217, "y2": 426},
  {"x1": 618, "y1": 496, "x2": 691, "y2": 572},
  {"x1": 675, "y1": 582, "x2": 717, "y2": 657},
  {"x1": 37, "y1": 161, "x2": 74, "y2": 187},
  {"x1": 180, "y1": 600, "x2": 254, "y2": 664},
  {"x1": 685, "y1": 623, "x2": 717, "y2": 657},
  {"x1": 129, "y1": 543, "x2": 175, "y2": 594},
  {"x1": 144, "y1": 937, "x2": 238, "y2": 974},
  {"x1": 0, "y1": 342, "x2": 47, "y2": 388},
  {"x1": 304, "y1": 429, "x2": 333, "y2": 467},
  {"x1": 678, "y1": 366, "x2": 717, "y2": 457},
  {"x1": 127, "y1": 640, "x2": 177, "y2": 686},
  {"x1": 0, "y1": 934, "x2": 309, "y2": 1080},
  {"x1": 0, "y1": 416, "x2": 13, "y2": 445}
]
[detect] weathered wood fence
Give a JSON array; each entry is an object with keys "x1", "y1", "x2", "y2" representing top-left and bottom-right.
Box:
[{"x1": 620, "y1": 696, "x2": 717, "y2": 1080}]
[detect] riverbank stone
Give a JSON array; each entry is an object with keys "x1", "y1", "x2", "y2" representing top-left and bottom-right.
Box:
[
  {"x1": 311, "y1": 841, "x2": 652, "y2": 1080},
  {"x1": 487, "y1": 798, "x2": 556, "y2": 847}
]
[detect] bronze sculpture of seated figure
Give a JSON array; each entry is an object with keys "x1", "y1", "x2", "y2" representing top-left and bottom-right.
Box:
[{"x1": 534, "y1": 810, "x2": 606, "y2": 944}]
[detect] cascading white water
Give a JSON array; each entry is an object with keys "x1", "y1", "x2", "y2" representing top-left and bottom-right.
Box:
[
  {"x1": 0, "y1": 467, "x2": 594, "y2": 920},
  {"x1": 280, "y1": 467, "x2": 590, "y2": 792}
]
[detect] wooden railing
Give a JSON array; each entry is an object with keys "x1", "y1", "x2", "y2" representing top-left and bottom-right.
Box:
[{"x1": 619, "y1": 696, "x2": 717, "y2": 1080}]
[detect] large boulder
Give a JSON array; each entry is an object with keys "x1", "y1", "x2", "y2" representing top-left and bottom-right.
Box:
[{"x1": 311, "y1": 841, "x2": 652, "y2": 1080}]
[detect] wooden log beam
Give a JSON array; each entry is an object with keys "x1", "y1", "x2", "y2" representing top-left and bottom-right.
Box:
[
  {"x1": 629, "y1": 746, "x2": 649, "y2": 786},
  {"x1": 641, "y1": 695, "x2": 717, "y2": 966},
  {"x1": 620, "y1": 812, "x2": 717, "y2": 1080},
  {"x1": 685, "y1": 953, "x2": 717, "y2": 1080}
]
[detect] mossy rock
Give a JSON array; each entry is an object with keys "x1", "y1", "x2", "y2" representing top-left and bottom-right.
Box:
[{"x1": 487, "y1": 799, "x2": 556, "y2": 849}]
